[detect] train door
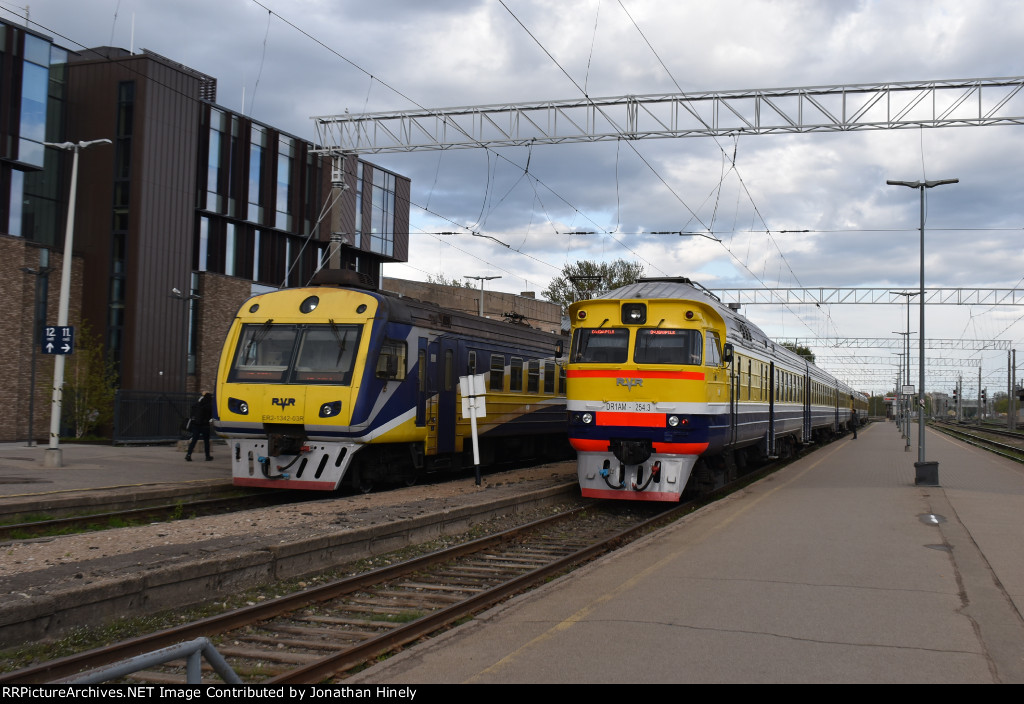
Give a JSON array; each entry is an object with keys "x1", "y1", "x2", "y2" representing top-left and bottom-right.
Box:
[
  {"x1": 416, "y1": 337, "x2": 428, "y2": 428},
  {"x1": 435, "y1": 338, "x2": 457, "y2": 454},
  {"x1": 424, "y1": 339, "x2": 441, "y2": 455},
  {"x1": 803, "y1": 365, "x2": 811, "y2": 442},
  {"x1": 767, "y1": 361, "x2": 777, "y2": 457},
  {"x1": 728, "y1": 354, "x2": 738, "y2": 447}
]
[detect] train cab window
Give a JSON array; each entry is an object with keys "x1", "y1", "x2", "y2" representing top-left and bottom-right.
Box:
[
  {"x1": 633, "y1": 329, "x2": 702, "y2": 365},
  {"x1": 467, "y1": 351, "x2": 477, "y2": 375},
  {"x1": 528, "y1": 360, "x2": 540, "y2": 393},
  {"x1": 489, "y1": 354, "x2": 505, "y2": 391},
  {"x1": 544, "y1": 362, "x2": 556, "y2": 394},
  {"x1": 293, "y1": 325, "x2": 362, "y2": 384},
  {"x1": 230, "y1": 323, "x2": 298, "y2": 382},
  {"x1": 705, "y1": 331, "x2": 722, "y2": 367},
  {"x1": 510, "y1": 357, "x2": 524, "y2": 392},
  {"x1": 570, "y1": 328, "x2": 629, "y2": 364},
  {"x1": 375, "y1": 339, "x2": 407, "y2": 380}
]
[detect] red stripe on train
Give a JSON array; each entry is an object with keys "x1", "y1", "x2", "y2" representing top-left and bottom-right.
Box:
[
  {"x1": 570, "y1": 438, "x2": 709, "y2": 455},
  {"x1": 596, "y1": 412, "x2": 666, "y2": 427},
  {"x1": 567, "y1": 370, "x2": 705, "y2": 380},
  {"x1": 581, "y1": 487, "x2": 683, "y2": 502}
]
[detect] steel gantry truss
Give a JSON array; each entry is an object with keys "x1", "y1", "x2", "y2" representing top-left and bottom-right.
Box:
[
  {"x1": 314, "y1": 77, "x2": 1024, "y2": 154},
  {"x1": 711, "y1": 287, "x2": 1024, "y2": 306},
  {"x1": 778, "y1": 338, "x2": 1011, "y2": 351}
]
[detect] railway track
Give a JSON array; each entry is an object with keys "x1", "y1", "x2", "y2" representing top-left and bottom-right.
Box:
[
  {"x1": 930, "y1": 421, "x2": 1024, "y2": 462},
  {"x1": 2, "y1": 499, "x2": 699, "y2": 684}
]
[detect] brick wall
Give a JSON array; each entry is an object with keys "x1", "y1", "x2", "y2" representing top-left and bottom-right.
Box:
[
  {"x1": 381, "y1": 278, "x2": 562, "y2": 333},
  {"x1": 0, "y1": 235, "x2": 84, "y2": 443},
  {"x1": 192, "y1": 272, "x2": 253, "y2": 394}
]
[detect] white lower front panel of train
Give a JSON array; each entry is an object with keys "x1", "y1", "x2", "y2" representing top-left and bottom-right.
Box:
[
  {"x1": 230, "y1": 439, "x2": 358, "y2": 490},
  {"x1": 577, "y1": 452, "x2": 698, "y2": 502}
]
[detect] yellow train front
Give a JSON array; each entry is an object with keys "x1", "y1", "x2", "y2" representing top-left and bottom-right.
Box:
[
  {"x1": 215, "y1": 277, "x2": 568, "y2": 491},
  {"x1": 566, "y1": 280, "x2": 731, "y2": 501},
  {"x1": 567, "y1": 278, "x2": 867, "y2": 502}
]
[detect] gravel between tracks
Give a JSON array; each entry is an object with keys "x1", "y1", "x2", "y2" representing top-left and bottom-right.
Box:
[{"x1": 0, "y1": 463, "x2": 578, "y2": 600}]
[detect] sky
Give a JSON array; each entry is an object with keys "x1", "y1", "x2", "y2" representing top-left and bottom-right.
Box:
[{"x1": 14, "y1": 0, "x2": 1024, "y2": 397}]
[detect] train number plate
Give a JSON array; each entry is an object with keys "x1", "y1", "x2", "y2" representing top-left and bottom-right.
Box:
[{"x1": 604, "y1": 401, "x2": 652, "y2": 412}]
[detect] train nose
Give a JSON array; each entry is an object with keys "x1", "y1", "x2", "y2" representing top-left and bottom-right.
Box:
[{"x1": 611, "y1": 439, "x2": 653, "y2": 465}]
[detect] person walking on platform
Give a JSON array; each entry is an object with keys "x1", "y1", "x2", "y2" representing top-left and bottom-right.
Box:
[
  {"x1": 851, "y1": 407, "x2": 858, "y2": 439},
  {"x1": 186, "y1": 391, "x2": 214, "y2": 461}
]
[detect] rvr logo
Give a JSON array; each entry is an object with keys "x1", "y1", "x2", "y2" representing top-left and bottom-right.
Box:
[
  {"x1": 272, "y1": 397, "x2": 296, "y2": 409},
  {"x1": 616, "y1": 378, "x2": 643, "y2": 391}
]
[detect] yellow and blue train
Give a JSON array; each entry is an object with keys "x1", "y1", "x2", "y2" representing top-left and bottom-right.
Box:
[
  {"x1": 214, "y1": 272, "x2": 569, "y2": 491},
  {"x1": 565, "y1": 278, "x2": 867, "y2": 501}
]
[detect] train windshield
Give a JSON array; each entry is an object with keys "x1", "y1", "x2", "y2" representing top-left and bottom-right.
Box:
[
  {"x1": 570, "y1": 328, "x2": 629, "y2": 364},
  {"x1": 229, "y1": 322, "x2": 362, "y2": 384},
  {"x1": 634, "y1": 328, "x2": 703, "y2": 365}
]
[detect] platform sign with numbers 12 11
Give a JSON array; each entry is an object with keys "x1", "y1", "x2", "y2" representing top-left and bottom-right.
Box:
[{"x1": 42, "y1": 326, "x2": 74, "y2": 355}]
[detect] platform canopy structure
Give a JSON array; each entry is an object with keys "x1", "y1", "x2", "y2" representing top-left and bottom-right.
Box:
[{"x1": 313, "y1": 77, "x2": 1024, "y2": 155}]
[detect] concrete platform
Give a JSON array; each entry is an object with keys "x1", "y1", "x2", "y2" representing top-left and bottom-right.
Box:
[
  {"x1": 348, "y1": 422, "x2": 1024, "y2": 684},
  {"x1": 0, "y1": 441, "x2": 231, "y2": 519}
]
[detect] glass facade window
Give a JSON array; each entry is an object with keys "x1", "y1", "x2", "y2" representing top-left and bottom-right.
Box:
[
  {"x1": 248, "y1": 126, "x2": 265, "y2": 222},
  {"x1": 206, "y1": 109, "x2": 225, "y2": 212},
  {"x1": 18, "y1": 34, "x2": 50, "y2": 168},
  {"x1": 276, "y1": 135, "x2": 292, "y2": 230},
  {"x1": 368, "y1": 168, "x2": 396, "y2": 256},
  {"x1": 225, "y1": 223, "x2": 235, "y2": 276}
]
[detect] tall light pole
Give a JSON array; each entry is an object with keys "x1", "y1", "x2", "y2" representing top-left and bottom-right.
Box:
[
  {"x1": 464, "y1": 275, "x2": 501, "y2": 317},
  {"x1": 887, "y1": 178, "x2": 958, "y2": 485},
  {"x1": 43, "y1": 139, "x2": 112, "y2": 468}
]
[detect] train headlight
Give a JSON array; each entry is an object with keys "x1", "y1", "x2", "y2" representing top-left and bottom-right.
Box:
[
  {"x1": 668, "y1": 415, "x2": 680, "y2": 427},
  {"x1": 228, "y1": 397, "x2": 249, "y2": 415},
  {"x1": 621, "y1": 303, "x2": 646, "y2": 325},
  {"x1": 300, "y1": 295, "x2": 320, "y2": 314},
  {"x1": 581, "y1": 412, "x2": 594, "y2": 424},
  {"x1": 319, "y1": 401, "x2": 342, "y2": 417}
]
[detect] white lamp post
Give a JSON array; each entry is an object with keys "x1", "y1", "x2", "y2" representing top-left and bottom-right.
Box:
[{"x1": 43, "y1": 139, "x2": 112, "y2": 468}]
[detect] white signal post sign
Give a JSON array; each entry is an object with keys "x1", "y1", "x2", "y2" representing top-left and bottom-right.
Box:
[{"x1": 459, "y1": 373, "x2": 487, "y2": 486}]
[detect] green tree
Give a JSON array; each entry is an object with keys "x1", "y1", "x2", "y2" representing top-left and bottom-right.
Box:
[
  {"x1": 62, "y1": 323, "x2": 118, "y2": 438},
  {"x1": 426, "y1": 274, "x2": 473, "y2": 288},
  {"x1": 781, "y1": 342, "x2": 815, "y2": 364},
  {"x1": 542, "y1": 259, "x2": 645, "y2": 313}
]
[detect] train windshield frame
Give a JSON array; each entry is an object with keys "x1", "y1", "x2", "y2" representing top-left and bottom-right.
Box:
[
  {"x1": 633, "y1": 328, "x2": 703, "y2": 365},
  {"x1": 570, "y1": 328, "x2": 629, "y2": 364},
  {"x1": 228, "y1": 322, "x2": 363, "y2": 384}
]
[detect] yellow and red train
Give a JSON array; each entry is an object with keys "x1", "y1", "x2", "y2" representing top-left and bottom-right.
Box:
[{"x1": 565, "y1": 278, "x2": 866, "y2": 501}]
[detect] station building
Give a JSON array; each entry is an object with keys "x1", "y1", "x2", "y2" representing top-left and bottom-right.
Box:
[{"x1": 0, "y1": 23, "x2": 412, "y2": 443}]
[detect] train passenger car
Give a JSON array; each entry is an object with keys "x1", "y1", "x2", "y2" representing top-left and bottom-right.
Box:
[
  {"x1": 565, "y1": 277, "x2": 867, "y2": 501},
  {"x1": 215, "y1": 271, "x2": 569, "y2": 491}
]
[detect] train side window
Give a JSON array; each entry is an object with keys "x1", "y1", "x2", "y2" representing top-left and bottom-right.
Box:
[
  {"x1": 468, "y1": 351, "x2": 477, "y2": 375},
  {"x1": 544, "y1": 362, "x2": 555, "y2": 394},
  {"x1": 510, "y1": 357, "x2": 524, "y2": 392},
  {"x1": 559, "y1": 364, "x2": 567, "y2": 395},
  {"x1": 704, "y1": 331, "x2": 722, "y2": 366},
  {"x1": 747, "y1": 359, "x2": 752, "y2": 400},
  {"x1": 444, "y1": 350, "x2": 453, "y2": 392},
  {"x1": 528, "y1": 360, "x2": 540, "y2": 393},
  {"x1": 490, "y1": 354, "x2": 505, "y2": 391},
  {"x1": 375, "y1": 339, "x2": 407, "y2": 380}
]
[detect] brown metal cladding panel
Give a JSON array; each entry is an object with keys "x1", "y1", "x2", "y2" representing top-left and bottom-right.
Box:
[
  {"x1": 128, "y1": 60, "x2": 201, "y2": 392},
  {"x1": 392, "y1": 174, "x2": 410, "y2": 263}
]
